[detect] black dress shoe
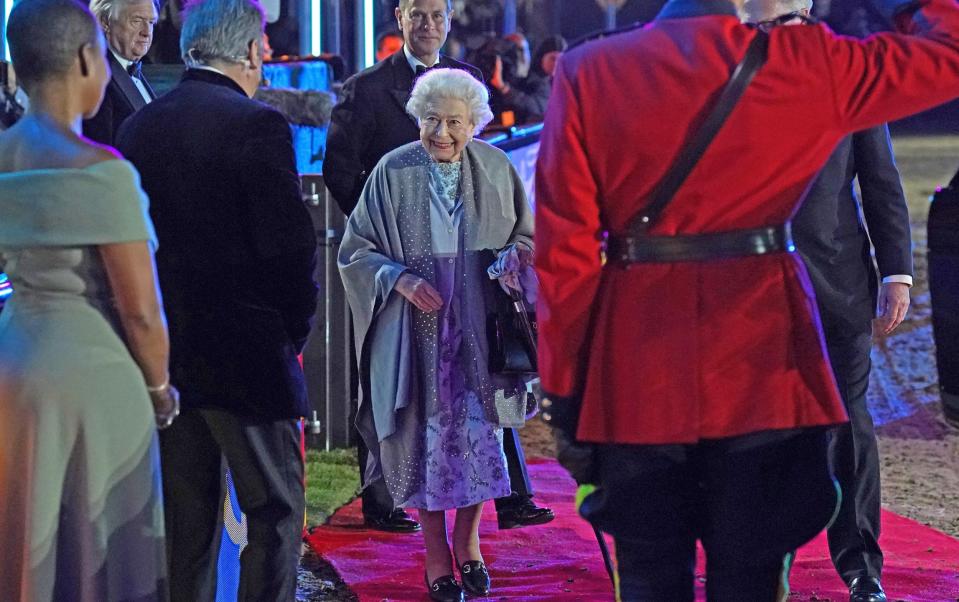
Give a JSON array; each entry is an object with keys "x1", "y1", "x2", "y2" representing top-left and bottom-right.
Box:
[
  {"x1": 496, "y1": 496, "x2": 555, "y2": 530},
  {"x1": 425, "y1": 573, "x2": 465, "y2": 602},
  {"x1": 364, "y1": 508, "x2": 421, "y2": 532},
  {"x1": 458, "y1": 560, "x2": 491, "y2": 596},
  {"x1": 849, "y1": 576, "x2": 887, "y2": 602}
]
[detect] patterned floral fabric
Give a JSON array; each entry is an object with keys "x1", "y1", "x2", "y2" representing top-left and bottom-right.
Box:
[
  {"x1": 430, "y1": 160, "x2": 461, "y2": 214},
  {"x1": 400, "y1": 258, "x2": 511, "y2": 511}
]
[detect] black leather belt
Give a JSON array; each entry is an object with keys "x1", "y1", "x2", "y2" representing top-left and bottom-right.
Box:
[{"x1": 606, "y1": 223, "x2": 794, "y2": 265}]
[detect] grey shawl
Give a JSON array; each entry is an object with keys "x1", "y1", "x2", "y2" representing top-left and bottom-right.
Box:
[{"x1": 338, "y1": 139, "x2": 533, "y2": 503}]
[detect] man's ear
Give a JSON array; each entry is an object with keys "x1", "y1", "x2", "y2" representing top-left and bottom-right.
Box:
[
  {"x1": 247, "y1": 38, "x2": 261, "y2": 68},
  {"x1": 99, "y1": 14, "x2": 111, "y2": 33}
]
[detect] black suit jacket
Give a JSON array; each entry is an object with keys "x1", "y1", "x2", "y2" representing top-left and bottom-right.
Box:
[
  {"x1": 324, "y1": 50, "x2": 483, "y2": 215},
  {"x1": 83, "y1": 52, "x2": 155, "y2": 146},
  {"x1": 794, "y1": 125, "x2": 912, "y2": 333},
  {"x1": 116, "y1": 69, "x2": 318, "y2": 419}
]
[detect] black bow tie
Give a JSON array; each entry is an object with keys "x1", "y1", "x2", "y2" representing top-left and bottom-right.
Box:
[
  {"x1": 127, "y1": 61, "x2": 143, "y2": 80},
  {"x1": 415, "y1": 64, "x2": 438, "y2": 77}
]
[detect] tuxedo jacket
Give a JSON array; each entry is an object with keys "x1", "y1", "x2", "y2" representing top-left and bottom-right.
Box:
[
  {"x1": 116, "y1": 69, "x2": 318, "y2": 419},
  {"x1": 324, "y1": 50, "x2": 482, "y2": 215},
  {"x1": 536, "y1": 0, "x2": 959, "y2": 444},
  {"x1": 794, "y1": 125, "x2": 912, "y2": 334},
  {"x1": 83, "y1": 52, "x2": 155, "y2": 146}
]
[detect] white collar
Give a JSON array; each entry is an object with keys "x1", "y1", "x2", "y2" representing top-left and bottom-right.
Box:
[
  {"x1": 111, "y1": 49, "x2": 134, "y2": 72},
  {"x1": 403, "y1": 44, "x2": 440, "y2": 73}
]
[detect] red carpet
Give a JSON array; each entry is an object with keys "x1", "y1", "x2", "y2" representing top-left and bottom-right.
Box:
[{"x1": 305, "y1": 459, "x2": 959, "y2": 601}]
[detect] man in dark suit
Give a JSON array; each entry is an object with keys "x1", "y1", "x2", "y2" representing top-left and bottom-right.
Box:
[
  {"x1": 746, "y1": 7, "x2": 910, "y2": 602},
  {"x1": 116, "y1": 0, "x2": 318, "y2": 598},
  {"x1": 84, "y1": 0, "x2": 158, "y2": 145},
  {"x1": 325, "y1": 0, "x2": 554, "y2": 533},
  {"x1": 793, "y1": 125, "x2": 911, "y2": 602}
]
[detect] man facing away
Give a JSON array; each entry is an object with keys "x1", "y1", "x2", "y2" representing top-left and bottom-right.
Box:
[
  {"x1": 324, "y1": 0, "x2": 553, "y2": 533},
  {"x1": 536, "y1": 0, "x2": 959, "y2": 598},
  {"x1": 741, "y1": 5, "x2": 912, "y2": 602},
  {"x1": 83, "y1": 0, "x2": 158, "y2": 145},
  {"x1": 116, "y1": 0, "x2": 318, "y2": 598}
]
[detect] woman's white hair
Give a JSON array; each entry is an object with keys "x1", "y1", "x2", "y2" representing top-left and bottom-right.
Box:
[{"x1": 406, "y1": 68, "x2": 494, "y2": 136}]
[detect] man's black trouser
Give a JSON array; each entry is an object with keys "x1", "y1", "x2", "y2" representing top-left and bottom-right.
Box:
[
  {"x1": 359, "y1": 426, "x2": 534, "y2": 515},
  {"x1": 580, "y1": 428, "x2": 838, "y2": 601},
  {"x1": 822, "y1": 327, "x2": 883, "y2": 584},
  {"x1": 160, "y1": 408, "x2": 304, "y2": 602}
]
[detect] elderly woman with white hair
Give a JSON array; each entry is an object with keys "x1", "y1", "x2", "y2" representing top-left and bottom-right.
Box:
[{"x1": 339, "y1": 68, "x2": 535, "y2": 602}]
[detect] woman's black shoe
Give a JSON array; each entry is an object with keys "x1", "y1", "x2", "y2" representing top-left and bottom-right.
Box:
[
  {"x1": 459, "y1": 561, "x2": 491, "y2": 596},
  {"x1": 425, "y1": 573, "x2": 465, "y2": 602}
]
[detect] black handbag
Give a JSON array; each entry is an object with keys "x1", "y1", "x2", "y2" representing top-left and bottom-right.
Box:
[{"x1": 486, "y1": 284, "x2": 538, "y2": 375}]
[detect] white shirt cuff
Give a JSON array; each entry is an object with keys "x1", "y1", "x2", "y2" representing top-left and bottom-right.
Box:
[{"x1": 882, "y1": 274, "x2": 913, "y2": 286}]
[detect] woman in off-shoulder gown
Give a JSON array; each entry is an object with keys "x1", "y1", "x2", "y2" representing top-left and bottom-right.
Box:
[{"x1": 0, "y1": 1, "x2": 178, "y2": 600}]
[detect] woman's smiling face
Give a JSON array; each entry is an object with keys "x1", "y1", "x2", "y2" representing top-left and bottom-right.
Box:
[{"x1": 419, "y1": 97, "x2": 473, "y2": 163}]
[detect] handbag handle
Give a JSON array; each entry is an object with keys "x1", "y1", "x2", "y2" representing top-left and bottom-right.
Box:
[{"x1": 625, "y1": 30, "x2": 770, "y2": 235}]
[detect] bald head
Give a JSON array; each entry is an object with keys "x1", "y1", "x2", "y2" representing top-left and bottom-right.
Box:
[
  {"x1": 741, "y1": 0, "x2": 812, "y2": 23},
  {"x1": 7, "y1": 0, "x2": 101, "y2": 91}
]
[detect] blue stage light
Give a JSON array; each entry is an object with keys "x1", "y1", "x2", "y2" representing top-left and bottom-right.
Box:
[
  {"x1": 361, "y1": 0, "x2": 375, "y2": 69},
  {"x1": 0, "y1": 272, "x2": 13, "y2": 299},
  {"x1": 2, "y1": 0, "x2": 12, "y2": 61},
  {"x1": 310, "y1": 0, "x2": 321, "y2": 55}
]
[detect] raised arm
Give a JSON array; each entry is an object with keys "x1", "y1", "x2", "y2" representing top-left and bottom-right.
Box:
[{"x1": 817, "y1": 0, "x2": 959, "y2": 132}]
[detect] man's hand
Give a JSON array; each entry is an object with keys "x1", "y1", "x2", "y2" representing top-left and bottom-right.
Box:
[
  {"x1": 395, "y1": 273, "x2": 443, "y2": 313},
  {"x1": 875, "y1": 281, "x2": 910, "y2": 335}
]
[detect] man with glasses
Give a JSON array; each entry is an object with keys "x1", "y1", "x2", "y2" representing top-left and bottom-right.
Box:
[
  {"x1": 741, "y1": 5, "x2": 911, "y2": 602},
  {"x1": 324, "y1": 0, "x2": 554, "y2": 534}
]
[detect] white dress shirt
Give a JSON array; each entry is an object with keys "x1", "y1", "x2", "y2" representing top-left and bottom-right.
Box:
[
  {"x1": 403, "y1": 44, "x2": 440, "y2": 73},
  {"x1": 111, "y1": 50, "x2": 152, "y2": 104}
]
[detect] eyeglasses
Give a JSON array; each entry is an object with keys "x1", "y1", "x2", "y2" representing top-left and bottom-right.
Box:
[
  {"x1": 754, "y1": 11, "x2": 812, "y2": 32},
  {"x1": 422, "y1": 115, "x2": 468, "y2": 133}
]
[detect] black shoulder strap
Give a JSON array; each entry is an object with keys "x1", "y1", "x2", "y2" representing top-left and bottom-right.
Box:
[{"x1": 627, "y1": 31, "x2": 769, "y2": 234}]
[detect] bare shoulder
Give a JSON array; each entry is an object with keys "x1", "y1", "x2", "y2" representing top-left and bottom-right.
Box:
[
  {"x1": 72, "y1": 140, "x2": 122, "y2": 168},
  {"x1": 0, "y1": 119, "x2": 123, "y2": 171}
]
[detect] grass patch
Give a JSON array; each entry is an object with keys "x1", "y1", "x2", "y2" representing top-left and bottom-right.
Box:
[{"x1": 305, "y1": 448, "x2": 361, "y2": 527}]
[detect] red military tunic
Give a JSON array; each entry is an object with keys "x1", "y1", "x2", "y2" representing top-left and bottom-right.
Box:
[{"x1": 536, "y1": 0, "x2": 959, "y2": 445}]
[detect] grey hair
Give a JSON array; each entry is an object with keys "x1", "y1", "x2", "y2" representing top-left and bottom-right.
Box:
[
  {"x1": 89, "y1": 0, "x2": 158, "y2": 23},
  {"x1": 179, "y1": 0, "x2": 265, "y2": 66},
  {"x1": 397, "y1": 0, "x2": 452, "y2": 11},
  {"x1": 406, "y1": 68, "x2": 493, "y2": 136}
]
